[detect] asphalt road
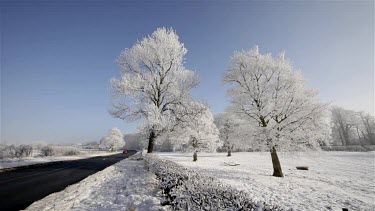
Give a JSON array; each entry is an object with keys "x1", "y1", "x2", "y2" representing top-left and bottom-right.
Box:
[{"x1": 0, "y1": 151, "x2": 136, "y2": 211}]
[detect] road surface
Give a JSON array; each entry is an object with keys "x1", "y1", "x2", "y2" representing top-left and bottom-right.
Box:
[{"x1": 0, "y1": 151, "x2": 136, "y2": 211}]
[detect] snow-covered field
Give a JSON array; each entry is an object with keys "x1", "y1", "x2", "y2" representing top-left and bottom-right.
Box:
[
  {"x1": 159, "y1": 151, "x2": 375, "y2": 211},
  {"x1": 26, "y1": 154, "x2": 168, "y2": 211},
  {"x1": 0, "y1": 151, "x2": 117, "y2": 170}
]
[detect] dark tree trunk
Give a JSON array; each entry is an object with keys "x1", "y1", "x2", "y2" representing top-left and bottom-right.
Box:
[
  {"x1": 339, "y1": 130, "x2": 346, "y2": 146},
  {"x1": 193, "y1": 151, "x2": 197, "y2": 162},
  {"x1": 147, "y1": 130, "x2": 156, "y2": 153},
  {"x1": 270, "y1": 146, "x2": 284, "y2": 177},
  {"x1": 227, "y1": 148, "x2": 232, "y2": 157}
]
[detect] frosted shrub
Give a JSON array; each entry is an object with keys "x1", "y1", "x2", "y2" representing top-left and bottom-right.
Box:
[
  {"x1": 0, "y1": 145, "x2": 16, "y2": 159},
  {"x1": 0, "y1": 145, "x2": 32, "y2": 159},
  {"x1": 321, "y1": 146, "x2": 367, "y2": 152},
  {"x1": 15, "y1": 145, "x2": 33, "y2": 158},
  {"x1": 0, "y1": 145, "x2": 4, "y2": 159},
  {"x1": 144, "y1": 154, "x2": 281, "y2": 210},
  {"x1": 50, "y1": 146, "x2": 81, "y2": 156},
  {"x1": 322, "y1": 145, "x2": 375, "y2": 152},
  {"x1": 343, "y1": 146, "x2": 366, "y2": 151},
  {"x1": 62, "y1": 147, "x2": 80, "y2": 156},
  {"x1": 40, "y1": 146, "x2": 55, "y2": 156},
  {"x1": 362, "y1": 145, "x2": 375, "y2": 151},
  {"x1": 0, "y1": 145, "x2": 33, "y2": 159}
]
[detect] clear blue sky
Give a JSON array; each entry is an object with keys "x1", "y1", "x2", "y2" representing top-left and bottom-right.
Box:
[{"x1": 1, "y1": 1, "x2": 373, "y2": 144}]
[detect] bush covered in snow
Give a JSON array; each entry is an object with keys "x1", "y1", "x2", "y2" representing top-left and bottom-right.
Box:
[
  {"x1": 15, "y1": 145, "x2": 33, "y2": 157},
  {"x1": 40, "y1": 146, "x2": 81, "y2": 157},
  {"x1": 1, "y1": 144, "x2": 82, "y2": 158},
  {"x1": 40, "y1": 146, "x2": 55, "y2": 156},
  {"x1": 0, "y1": 145, "x2": 15, "y2": 159},
  {"x1": 0, "y1": 144, "x2": 33, "y2": 159},
  {"x1": 362, "y1": 145, "x2": 375, "y2": 151},
  {"x1": 144, "y1": 154, "x2": 280, "y2": 210},
  {"x1": 59, "y1": 147, "x2": 81, "y2": 156}
]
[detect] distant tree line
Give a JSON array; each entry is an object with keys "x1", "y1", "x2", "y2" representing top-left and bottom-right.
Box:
[
  {"x1": 330, "y1": 106, "x2": 374, "y2": 146},
  {"x1": 0, "y1": 144, "x2": 33, "y2": 159},
  {"x1": 0, "y1": 144, "x2": 82, "y2": 159}
]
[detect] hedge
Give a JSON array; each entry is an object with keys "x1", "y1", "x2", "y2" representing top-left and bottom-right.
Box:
[
  {"x1": 144, "y1": 154, "x2": 282, "y2": 211},
  {"x1": 321, "y1": 145, "x2": 375, "y2": 152}
]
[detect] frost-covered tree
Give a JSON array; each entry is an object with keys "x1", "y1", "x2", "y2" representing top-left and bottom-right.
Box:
[
  {"x1": 330, "y1": 107, "x2": 375, "y2": 145},
  {"x1": 168, "y1": 106, "x2": 221, "y2": 161},
  {"x1": 224, "y1": 46, "x2": 328, "y2": 177},
  {"x1": 330, "y1": 106, "x2": 355, "y2": 146},
  {"x1": 99, "y1": 128, "x2": 125, "y2": 151},
  {"x1": 358, "y1": 112, "x2": 375, "y2": 145},
  {"x1": 214, "y1": 112, "x2": 247, "y2": 156},
  {"x1": 111, "y1": 27, "x2": 204, "y2": 153},
  {"x1": 123, "y1": 132, "x2": 147, "y2": 150}
]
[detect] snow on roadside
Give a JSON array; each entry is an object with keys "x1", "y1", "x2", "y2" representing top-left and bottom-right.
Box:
[
  {"x1": 158, "y1": 151, "x2": 375, "y2": 211},
  {"x1": 25, "y1": 154, "x2": 168, "y2": 211},
  {"x1": 0, "y1": 151, "x2": 118, "y2": 170}
]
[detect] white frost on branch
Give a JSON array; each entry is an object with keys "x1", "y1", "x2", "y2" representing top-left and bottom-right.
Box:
[
  {"x1": 224, "y1": 46, "x2": 329, "y2": 152},
  {"x1": 330, "y1": 106, "x2": 375, "y2": 146},
  {"x1": 166, "y1": 105, "x2": 222, "y2": 152},
  {"x1": 110, "y1": 28, "x2": 205, "y2": 151},
  {"x1": 214, "y1": 112, "x2": 250, "y2": 151}
]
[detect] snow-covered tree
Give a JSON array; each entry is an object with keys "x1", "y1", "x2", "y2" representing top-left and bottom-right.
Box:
[
  {"x1": 123, "y1": 132, "x2": 147, "y2": 150},
  {"x1": 330, "y1": 106, "x2": 356, "y2": 146},
  {"x1": 330, "y1": 107, "x2": 375, "y2": 146},
  {"x1": 110, "y1": 27, "x2": 205, "y2": 153},
  {"x1": 358, "y1": 112, "x2": 375, "y2": 145},
  {"x1": 167, "y1": 106, "x2": 221, "y2": 161},
  {"x1": 214, "y1": 112, "x2": 248, "y2": 156},
  {"x1": 99, "y1": 128, "x2": 125, "y2": 151},
  {"x1": 224, "y1": 46, "x2": 328, "y2": 177}
]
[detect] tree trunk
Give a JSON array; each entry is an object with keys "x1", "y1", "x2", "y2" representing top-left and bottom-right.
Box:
[
  {"x1": 338, "y1": 130, "x2": 345, "y2": 146},
  {"x1": 147, "y1": 130, "x2": 156, "y2": 153},
  {"x1": 227, "y1": 148, "x2": 232, "y2": 157},
  {"x1": 193, "y1": 151, "x2": 197, "y2": 162},
  {"x1": 270, "y1": 146, "x2": 284, "y2": 177}
]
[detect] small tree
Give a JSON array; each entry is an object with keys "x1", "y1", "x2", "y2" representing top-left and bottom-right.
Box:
[
  {"x1": 214, "y1": 112, "x2": 248, "y2": 156},
  {"x1": 168, "y1": 106, "x2": 222, "y2": 161},
  {"x1": 224, "y1": 46, "x2": 328, "y2": 177},
  {"x1": 99, "y1": 128, "x2": 125, "y2": 151},
  {"x1": 110, "y1": 27, "x2": 204, "y2": 153}
]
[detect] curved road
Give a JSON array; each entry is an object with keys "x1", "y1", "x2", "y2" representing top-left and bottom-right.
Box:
[{"x1": 0, "y1": 151, "x2": 136, "y2": 211}]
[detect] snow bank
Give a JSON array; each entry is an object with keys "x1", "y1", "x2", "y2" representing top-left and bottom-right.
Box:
[
  {"x1": 158, "y1": 151, "x2": 375, "y2": 211},
  {"x1": 25, "y1": 154, "x2": 168, "y2": 211}
]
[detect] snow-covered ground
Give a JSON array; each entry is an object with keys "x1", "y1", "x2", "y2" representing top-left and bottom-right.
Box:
[
  {"x1": 0, "y1": 151, "x2": 118, "y2": 170},
  {"x1": 26, "y1": 154, "x2": 168, "y2": 211},
  {"x1": 158, "y1": 151, "x2": 375, "y2": 211}
]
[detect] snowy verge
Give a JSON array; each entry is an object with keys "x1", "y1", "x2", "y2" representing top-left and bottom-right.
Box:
[
  {"x1": 25, "y1": 153, "x2": 169, "y2": 211},
  {"x1": 0, "y1": 151, "x2": 118, "y2": 170},
  {"x1": 145, "y1": 154, "x2": 280, "y2": 210},
  {"x1": 158, "y1": 151, "x2": 375, "y2": 211}
]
